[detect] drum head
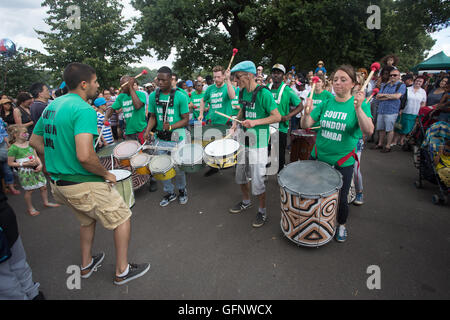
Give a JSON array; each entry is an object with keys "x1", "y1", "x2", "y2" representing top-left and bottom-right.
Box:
[
  {"x1": 130, "y1": 153, "x2": 151, "y2": 168},
  {"x1": 113, "y1": 141, "x2": 141, "y2": 158},
  {"x1": 173, "y1": 143, "x2": 203, "y2": 165},
  {"x1": 204, "y1": 139, "x2": 240, "y2": 157},
  {"x1": 109, "y1": 169, "x2": 132, "y2": 181},
  {"x1": 149, "y1": 155, "x2": 173, "y2": 173},
  {"x1": 97, "y1": 142, "x2": 120, "y2": 157},
  {"x1": 202, "y1": 124, "x2": 228, "y2": 140},
  {"x1": 278, "y1": 160, "x2": 343, "y2": 198},
  {"x1": 291, "y1": 129, "x2": 316, "y2": 137}
]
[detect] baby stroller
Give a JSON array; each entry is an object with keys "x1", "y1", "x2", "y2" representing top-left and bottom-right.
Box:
[
  {"x1": 404, "y1": 106, "x2": 439, "y2": 151},
  {"x1": 414, "y1": 121, "x2": 449, "y2": 205}
]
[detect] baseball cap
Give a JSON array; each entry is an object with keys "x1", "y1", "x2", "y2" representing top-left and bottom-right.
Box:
[
  {"x1": 186, "y1": 80, "x2": 193, "y2": 87},
  {"x1": 94, "y1": 97, "x2": 107, "y2": 107},
  {"x1": 231, "y1": 61, "x2": 257, "y2": 75},
  {"x1": 272, "y1": 63, "x2": 286, "y2": 74}
]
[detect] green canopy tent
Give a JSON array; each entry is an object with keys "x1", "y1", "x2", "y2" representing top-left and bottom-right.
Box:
[{"x1": 410, "y1": 51, "x2": 450, "y2": 73}]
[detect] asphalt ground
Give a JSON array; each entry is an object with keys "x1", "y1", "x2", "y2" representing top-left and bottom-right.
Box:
[{"x1": 7, "y1": 141, "x2": 450, "y2": 300}]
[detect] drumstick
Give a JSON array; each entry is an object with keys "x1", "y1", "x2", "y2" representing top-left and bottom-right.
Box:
[
  {"x1": 215, "y1": 111, "x2": 243, "y2": 124},
  {"x1": 227, "y1": 48, "x2": 239, "y2": 70},
  {"x1": 360, "y1": 62, "x2": 381, "y2": 93},
  {"x1": 309, "y1": 126, "x2": 321, "y2": 130},
  {"x1": 118, "y1": 69, "x2": 149, "y2": 93},
  {"x1": 309, "y1": 76, "x2": 320, "y2": 100},
  {"x1": 365, "y1": 88, "x2": 380, "y2": 103}
]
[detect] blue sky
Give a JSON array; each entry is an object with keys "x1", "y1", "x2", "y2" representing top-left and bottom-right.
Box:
[{"x1": 1, "y1": 1, "x2": 448, "y2": 69}]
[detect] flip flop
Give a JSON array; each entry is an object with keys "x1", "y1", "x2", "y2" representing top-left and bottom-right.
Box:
[
  {"x1": 27, "y1": 209, "x2": 40, "y2": 216},
  {"x1": 371, "y1": 145, "x2": 383, "y2": 150}
]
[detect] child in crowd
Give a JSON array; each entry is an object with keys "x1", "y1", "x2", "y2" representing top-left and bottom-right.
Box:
[
  {"x1": 95, "y1": 97, "x2": 114, "y2": 147},
  {"x1": 7, "y1": 125, "x2": 59, "y2": 216}
]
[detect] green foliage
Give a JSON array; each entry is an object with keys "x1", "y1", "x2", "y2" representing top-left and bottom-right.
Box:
[
  {"x1": 36, "y1": 0, "x2": 141, "y2": 89},
  {"x1": 0, "y1": 48, "x2": 56, "y2": 97},
  {"x1": 132, "y1": 0, "x2": 448, "y2": 76},
  {"x1": 124, "y1": 66, "x2": 158, "y2": 86}
]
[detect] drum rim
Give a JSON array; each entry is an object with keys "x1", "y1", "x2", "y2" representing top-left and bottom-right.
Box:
[
  {"x1": 109, "y1": 169, "x2": 132, "y2": 181},
  {"x1": 149, "y1": 154, "x2": 174, "y2": 174},
  {"x1": 96, "y1": 142, "x2": 122, "y2": 157},
  {"x1": 130, "y1": 153, "x2": 152, "y2": 168},
  {"x1": 172, "y1": 143, "x2": 204, "y2": 165},
  {"x1": 204, "y1": 139, "x2": 240, "y2": 157},
  {"x1": 291, "y1": 129, "x2": 316, "y2": 137},
  {"x1": 113, "y1": 140, "x2": 141, "y2": 159},
  {"x1": 277, "y1": 160, "x2": 343, "y2": 198}
]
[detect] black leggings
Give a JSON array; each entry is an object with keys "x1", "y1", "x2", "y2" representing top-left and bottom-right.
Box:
[{"x1": 310, "y1": 157, "x2": 354, "y2": 225}]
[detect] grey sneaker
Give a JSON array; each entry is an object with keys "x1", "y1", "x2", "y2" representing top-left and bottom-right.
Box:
[
  {"x1": 178, "y1": 189, "x2": 188, "y2": 205},
  {"x1": 81, "y1": 252, "x2": 105, "y2": 279},
  {"x1": 160, "y1": 193, "x2": 177, "y2": 207},
  {"x1": 252, "y1": 211, "x2": 267, "y2": 228},
  {"x1": 229, "y1": 201, "x2": 253, "y2": 214},
  {"x1": 114, "y1": 263, "x2": 150, "y2": 286}
]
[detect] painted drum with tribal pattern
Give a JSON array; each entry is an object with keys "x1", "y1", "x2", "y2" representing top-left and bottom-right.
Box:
[{"x1": 278, "y1": 160, "x2": 343, "y2": 247}]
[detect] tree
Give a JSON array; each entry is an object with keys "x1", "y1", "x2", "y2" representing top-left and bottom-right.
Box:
[
  {"x1": 0, "y1": 48, "x2": 55, "y2": 97},
  {"x1": 132, "y1": 0, "x2": 449, "y2": 76},
  {"x1": 36, "y1": 0, "x2": 141, "y2": 89}
]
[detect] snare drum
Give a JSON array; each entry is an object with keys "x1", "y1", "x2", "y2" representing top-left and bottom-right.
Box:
[
  {"x1": 290, "y1": 129, "x2": 317, "y2": 161},
  {"x1": 96, "y1": 143, "x2": 120, "y2": 170},
  {"x1": 109, "y1": 169, "x2": 135, "y2": 208},
  {"x1": 172, "y1": 143, "x2": 204, "y2": 173},
  {"x1": 130, "y1": 153, "x2": 152, "y2": 175},
  {"x1": 113, "y1": 140, "x2": 142, "y2": 167},
  {"x1": 149, "y1": 155, "x2": 176, "y2": 181},
  {"x1": 204, "y1": 139, "x2": 240, "y2": 169},
  {"x1": 278, "y1": 160, "x2": 343, "y2": 247}
]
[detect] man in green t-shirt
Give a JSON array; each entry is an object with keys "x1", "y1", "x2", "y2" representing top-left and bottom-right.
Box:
[
  {"x1": 189, "y1": 81, "x2": 205, "y2": 124},
  {"x1": 268, "y1": 63, "x2": 303, "y2": 172},
  {"x1": 198, "y1": 65, "x2": 236, "y2": 124},
  {"x1": 228, "y1": 61, "x2": 281, "y2": 228},
  {"x1": 105, "y1": 76, "x2": 147, "y2": 144},
  {"x1": 30, "y1": 62, "x2": 149, "y2": 285},
  {"x1": 144, "y1": 66, "x2": 190, "y2": 207}
]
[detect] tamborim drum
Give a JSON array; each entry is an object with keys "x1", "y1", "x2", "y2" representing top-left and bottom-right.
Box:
[
  {"x1": 130, "y1": 153, "x2": 152, "y2": 175},
  {"x1": 97, "y1": 142, "x2": 120, "y2": 170},
  {"x1": 204, "y1": 139, "x2": 240, "y2": 169},
  {"x1": 172, "y1": 143, "x2": 204, "y2": 173},
  {"x1": 109, "y1": 169, "x2": 135, "y2": 208},
  {"x1": 149, "y1": 155, "x2": 176, "y2": 181},
  {"x1": 278, "y1": 160, "x2": 343, "y2": 247},
  {"x1": 113, "y1": 140, "x2": 141, "y2": 167},
  {"x1": 290, "y1": 129, "x2": 317, "y2": 161}
]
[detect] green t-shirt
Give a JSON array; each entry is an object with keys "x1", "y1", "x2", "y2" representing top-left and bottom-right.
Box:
[
  {"x1": 190, "y1": 91, "x2": 205, "y2": 120},
  {"x1": 33, "y1": 93, "x2": 103, "y2": 182},
  {"x1": 311, "y1": 90, "x2": 334, "y2": 130},
  {"x1": 231, "y1": 87, "x2": 240, "y2": 117},
  {"x1": 203, "y1": 83, "x2": 234, "y2": 124},
  {"x1": 111, "y1": 91, "x2": 147, "y2": 135},
  {"x1": 239, "y1": 86, "x2": 278, "y2": 149},
  {"x1": 148, "y1": 89, "x2": 190, "y2": 141},
  {"x1": 310, "y1": 96, "x2": 372, "y2": 167},
  {"x1": 270, "y1": 82, "x2": 301, "y2": 133}
]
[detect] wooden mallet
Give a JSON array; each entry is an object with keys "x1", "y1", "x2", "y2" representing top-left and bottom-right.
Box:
[
  {"x1": 366, "y1": 88, "x2": 380, "y2": 104},
  {"x1": 227, "y1": 48, "x2": 239, "y2": 70},
  {"x1": 360, "y1": 62, "x2": 381, "y2": 93},
  {"x1": 306, "y1": 76, "x2": 320, "y2": 114},
  {"x1": 118, "y1": 69, "x2": 149, "y2": 92}
]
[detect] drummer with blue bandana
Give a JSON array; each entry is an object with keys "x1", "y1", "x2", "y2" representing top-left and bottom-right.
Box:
[
  {"x1": 144, "y1": 66, "x2": 190, "y2": 207},
  {"x1": 228, "y1": 61, "x2": 281, "y2": 228}
]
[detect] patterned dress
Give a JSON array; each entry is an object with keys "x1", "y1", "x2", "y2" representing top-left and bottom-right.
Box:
[{"x1": 7, "y1": 144, "x2": 47, "y2": 190}]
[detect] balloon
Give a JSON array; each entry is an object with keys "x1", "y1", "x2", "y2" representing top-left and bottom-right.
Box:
[{"x1": 0, "y1": 39, "x2": 16, "y2": 58}]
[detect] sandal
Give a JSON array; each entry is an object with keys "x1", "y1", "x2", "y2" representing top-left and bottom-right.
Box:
[
  {"x1": 380, "y1": 147, "x2": 391, "y2": 153},
  {"x1": 27, "y1": 209, "x2": 40, "y2": 216},
  {"x1": 371, "y1": 145, "x2": 383, "y2": 150}
]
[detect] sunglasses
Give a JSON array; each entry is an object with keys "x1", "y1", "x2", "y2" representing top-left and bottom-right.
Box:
[{"x1": 390, "y1": 74, "x2": 400, "y2": 77}]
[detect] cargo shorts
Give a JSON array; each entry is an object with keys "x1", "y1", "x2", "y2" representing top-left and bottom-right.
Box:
[{"x1": 50, "y1": 181, "x2": 132, "y2": 230}]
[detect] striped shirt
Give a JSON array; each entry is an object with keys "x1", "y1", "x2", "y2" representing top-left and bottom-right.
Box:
[{"x1": 96, "y1": 112, "x2": 114, "y2": 144}]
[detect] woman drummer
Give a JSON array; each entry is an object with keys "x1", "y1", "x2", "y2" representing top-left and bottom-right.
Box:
[{"x1": 301, "y1": 65, "x2": 374, "y2": 242}]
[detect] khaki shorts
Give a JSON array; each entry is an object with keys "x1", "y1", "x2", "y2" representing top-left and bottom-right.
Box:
[
  {"x1": 235, "y1": 147, "x2": 268, "y2": 196},
  {"x1": 50, "y1": 181, "x2": 132, "y2": 230}
]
